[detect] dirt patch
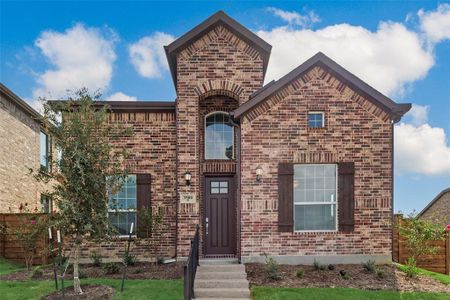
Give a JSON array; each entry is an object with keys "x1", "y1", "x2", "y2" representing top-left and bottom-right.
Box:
[
  {"x1": 246, "y1": 263, "x2": 450, "y2": 293},
  {"x1": 41, "y1": 284, "x2": 114, "y2": 300},
  {"x1": 1, "y1": 262, "x2": 183, "y2": 281}
]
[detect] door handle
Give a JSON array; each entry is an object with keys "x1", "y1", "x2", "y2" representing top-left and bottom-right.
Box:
[{"x1": 205, "y1": 218, "x2": 209, "y2": 235}]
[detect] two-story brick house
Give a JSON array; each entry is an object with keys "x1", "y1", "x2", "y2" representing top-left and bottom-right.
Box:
[
  {"x1": 0, "y1": 83, "x2": 52, "y2": 214},
  {"x1": 61, "y1": 11, "x2": 411, "y2": 264}
]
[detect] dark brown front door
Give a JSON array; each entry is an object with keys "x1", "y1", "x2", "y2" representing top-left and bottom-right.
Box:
[{"x1": 204, "y1": 177, "x2": 236, "y2": 255}]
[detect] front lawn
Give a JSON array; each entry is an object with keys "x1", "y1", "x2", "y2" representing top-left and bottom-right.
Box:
[
  {"x1": 396, "y1": 264, "x2": 450, "y2": 285},
  {"x1": 0, "y1": 279, "x2": 183, "y2": 300},
  {"x1": 0, "y1": 258, "x2": 25, "y2": 276},
  {"x1": 252, "y1": 286, "x2": 450, "y2": 300}
]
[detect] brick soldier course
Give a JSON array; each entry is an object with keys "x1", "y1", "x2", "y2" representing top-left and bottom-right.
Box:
[{"x1": 2, "y1": 11, "x2": 411, "y2": 264}]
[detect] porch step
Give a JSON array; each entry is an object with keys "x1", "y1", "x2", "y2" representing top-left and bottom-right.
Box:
[
  {"x1": 199, "y1": 258, "x2": 239, "y2": 265},
  {"x1": 196, "y1": 271, "x2": 247, "y2": 279},
  {"x1": 194, "y1": 263, "x2": 250, "y2": 300},
  {"x1": 198, "y1": 264, "x2": 245, "y2": 272},
  {"x1": 195, "y1": 279, "x2": 249, "y2": 289},
  {"x1": 195, "y1": 288, "x2": 250, "y2": 298}
]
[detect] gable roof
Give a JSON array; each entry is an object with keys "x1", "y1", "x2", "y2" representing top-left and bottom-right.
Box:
[
  {"x1": 232, "y1": 52, "x2": 411, "y2": 122},
  {"x1": 164, "y1": 10, "x2": 272, "y2": 88},
  {"x1": 0, "y1": 82, "x2": 43, "y2": 122},
  {"x1": 418, "y1": 188, "x2": 450, "y2": 218}
]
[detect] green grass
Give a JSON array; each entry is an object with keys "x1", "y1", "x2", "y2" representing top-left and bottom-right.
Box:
[
  {"x1": 0, "y1": 258, "x2": 25, "y2": 276},
  {"x1": 252, "y1": 286, "x2": 450, "y2": 300},
  {"x1": 0, "y1": 279, "x2": 183, "y2": 300},
  {"x1": 396, "y1": 264, "x2": 450, "y2": 285}
]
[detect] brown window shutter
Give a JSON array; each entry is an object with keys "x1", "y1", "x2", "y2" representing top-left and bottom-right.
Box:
[
  {"x1": 278, "y1": 163, "x2": 294, "y2": 232},
  {"x1": 338, "y1": 162, "x2": 355, "y2": 233},
  {"x1": 136, "y1": 174, "x2": 151, "y2": 238}
]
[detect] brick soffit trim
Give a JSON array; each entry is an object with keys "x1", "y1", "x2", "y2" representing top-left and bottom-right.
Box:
[{"x1": 232, "y1": 52, "x2": 412, "y2": 123}]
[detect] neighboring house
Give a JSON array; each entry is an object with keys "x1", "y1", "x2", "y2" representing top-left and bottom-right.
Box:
[
  {"x1": 65, "y1": 11, "x2": 411, "y2": 264},
  {"x1": 0, "y1": 83, "x2": 52, "y2": 213},
  {"x1": 418, "y1": 188, "x2": 450, "y2": 226}
]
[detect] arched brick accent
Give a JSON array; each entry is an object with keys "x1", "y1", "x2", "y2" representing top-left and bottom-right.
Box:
[{"x1": 194, "y1": 80, "x2": 244, "y2": 101}]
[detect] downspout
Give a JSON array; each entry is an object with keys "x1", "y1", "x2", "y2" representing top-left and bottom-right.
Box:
[
  {"x1": 175, "y1": 98, "x2": 179, "y2": 260},
  {"x1": 229, "y1": 114, "x2": 241, "y2": 262},
  {"x1": 391, "y1": 119, "x2": 395, "y2": 261}
]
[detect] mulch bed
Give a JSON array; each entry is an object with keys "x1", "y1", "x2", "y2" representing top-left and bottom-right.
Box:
[
  {"x1": 246, "y1": 263, "x2": 450, "y2": 293},
  {"x1": 0, "y1": 262, "x2": 183, "y2": 281},
  {"x1": 41, "y1": 284, "x2": 115, "y2": 300}
]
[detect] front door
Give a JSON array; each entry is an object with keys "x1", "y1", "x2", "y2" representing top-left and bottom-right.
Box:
[{"x1": 204, "y1": 177, "x2": 236, "y2": 255}]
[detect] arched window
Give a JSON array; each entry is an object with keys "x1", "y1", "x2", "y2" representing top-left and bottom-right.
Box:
[{"x1": 205, "y1": 112, "x2": 233, "y2": 160}]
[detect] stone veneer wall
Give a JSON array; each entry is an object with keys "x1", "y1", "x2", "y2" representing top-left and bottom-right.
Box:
[
  {"x1": 0, "y1": 93, "x2": 44, "y2": 213},
  {"x1": 175, "y1": 25, "x2": 265, "y2": 256},
  {"x1": 79, "y1": 110, "x2": 178, "y2": 261},
  {"x1": 240, "y1": 66, "x2": 393, "y2": 262},
  {"x1": 420, "y1": 191, "x2": 450, "y2": 226}
]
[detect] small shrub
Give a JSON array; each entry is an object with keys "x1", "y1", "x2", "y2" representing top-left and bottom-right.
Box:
[
  {"x1": 342, "y1": 273, "x2": 350, "y2": 280},
  {"x1": 376, "y1": 268, "x2": 385, "y2": 279},
  {"x1": 363, "y1": 260, "x2": 376, "y2": 273},
  {"x1": 264, "y1": 255, "x2": 280, "y2": 280},
  {"x1": 90, "y1": 252, "x2": 102, "y2": 267},
  {"x1": 404, "y1": 257, "x2": 419, "y2": 278},
  {"x1": 103, "y1": 262, "x2": 119, "y2": 275},
  {"x1": 313, "y1": 259, "x2": 326, "y2": 271},
  {"x1": 157, "y1": 256, "x2": 165, "y2": 265},
  {"x1": 339, "y1": 269, "x2": 350, "y2": 280},
  {"x1": 328, "y1": 264, "x2": 335, "y2": 271},
  {"x1": 295, "y1": 268, "x2": 304, "y2": 278},
  {"x1": 122, "y1": 252, "x2": 137, "y2": 266},
  {"x1": 30, "y1": 266, "x2": 44, "y2": 279}
]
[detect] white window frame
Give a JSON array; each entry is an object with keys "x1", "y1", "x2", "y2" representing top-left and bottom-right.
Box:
[
  {"x1": 293, "y1": 163, "x2": 338, "y2": 233},
  {"x1": 307, "y1": 111, "x2": 325, "y2": 128},
  {"x1": 40, "y1": 131, "x2": 49, "y2": 170},
  {"x1": 108, "y1": 175, "x2": 137, "y2": 238},
  {"x1": 204, "y1": 111, "x2": 235, "y2": 160}
]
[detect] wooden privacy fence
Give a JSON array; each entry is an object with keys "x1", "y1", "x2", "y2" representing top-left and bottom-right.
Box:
[
  {"x1": 0, "y1": 213, "x2": 50, "y2": 265},
  {"x1": 393, "y1": 214, "x2": 450, "y2": 275}
]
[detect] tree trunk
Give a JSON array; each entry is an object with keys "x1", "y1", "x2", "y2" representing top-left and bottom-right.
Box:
[{"x1": 73, "y1": 236, "x2": 83, "y2": 294}]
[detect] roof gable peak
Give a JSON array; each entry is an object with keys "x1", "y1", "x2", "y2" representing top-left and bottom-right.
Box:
[{"x1": 165, "y1": 10, "x2": 271, "y2": 88}]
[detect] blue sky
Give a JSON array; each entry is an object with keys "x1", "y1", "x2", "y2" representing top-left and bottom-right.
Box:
[{"x1": 1, "y1": 1, "x2": 449, "y2": 214}]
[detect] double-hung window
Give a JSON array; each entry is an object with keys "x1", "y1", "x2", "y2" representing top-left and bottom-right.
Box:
[
  {"x1": 108, "y1": 175, "x2": 137, "y2": 236},
  {"x1": 293, "y1": 164, "x2": 337, "y2": 231}
]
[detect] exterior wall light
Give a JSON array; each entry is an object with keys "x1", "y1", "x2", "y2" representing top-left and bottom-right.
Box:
[
  {"x1": 256, "y1": 166, "x2": 263, "y2": 182},
  {"x1": 185, "y1": 171, "x2": 192, "y2": 186}
]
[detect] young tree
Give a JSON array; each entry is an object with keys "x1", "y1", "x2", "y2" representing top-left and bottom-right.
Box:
[
  {"x1": 36, "y1": 89, "x2": 130, "y2": 294},
  {"x1": 398, "y1": 212, "x2": 446, "y2": 277}
]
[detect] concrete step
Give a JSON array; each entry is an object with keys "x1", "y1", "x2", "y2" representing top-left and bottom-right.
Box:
[
  {"x1": 198, "y1": 264, "x2": 245, "y2": 272},
  {"x1": 196, "y1": 271, "x2": 247, "y2": 279},
  {"x1": 195, "y1": 288, "x2": 250, "y2": 298},
  {"x1": 195, "y1": 278, "x2": 249, "y2": 289},
  {"x1": 194, "y1": 298, "x2": 250, "y2": 300},
  {"x1": 199, "y1": 258, "x2": 239, "y2": 265}
]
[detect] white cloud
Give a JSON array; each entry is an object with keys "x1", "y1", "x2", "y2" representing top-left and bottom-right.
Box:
[
  {"x1": 267, "y1": 7, "x2": 320, "y2": 28},
  {"x1": 395, "y1": 122, "x2": 450, "y2": 176},
  {"x1": 128, "y1": 32, "x2": 175, "y2": 78},
  {"x1": 257, "y1": 22, "x2": 434, "y2": 97},
  {"x1": 105, "y1": 92, "x2": 138, "y2": 101},
  {"x1": 33, "y1": 23, "x2": 117, "y2": 99},
  {"x1": 418, "y1": 4, "x2": 450, "y2": 43},
  {"x1": 404, "y1": 104, "x2": 429, "y2": 126}
]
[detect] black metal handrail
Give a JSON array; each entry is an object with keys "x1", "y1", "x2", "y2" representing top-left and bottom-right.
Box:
[{"x1": 184, "y1": 224, "x2": 200, "y2": 300}]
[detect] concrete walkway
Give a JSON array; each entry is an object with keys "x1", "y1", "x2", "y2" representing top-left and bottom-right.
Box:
[{"x1": 194, "y1": 259, "x2": 250, "y2": 300}]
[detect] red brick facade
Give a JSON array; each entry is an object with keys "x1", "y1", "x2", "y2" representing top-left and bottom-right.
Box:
[
  {"x1": 240, "y1": 66, "x2": 394, "y2": 262},
  {"x1": 76, "y1": 11, "x2": 409, "y2": 263}
]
